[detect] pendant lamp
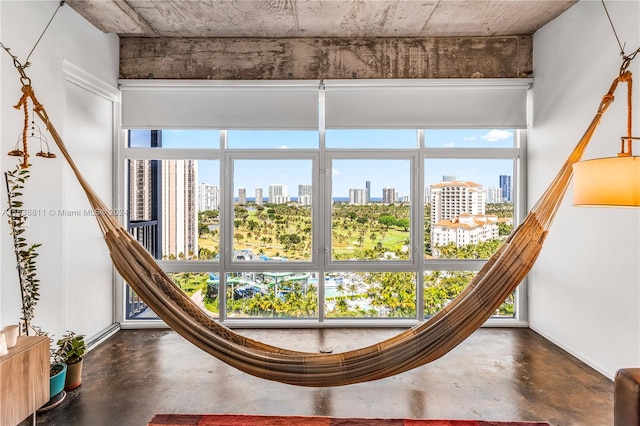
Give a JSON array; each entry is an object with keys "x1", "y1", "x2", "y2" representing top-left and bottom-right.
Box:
[{"x1": 573, "y1": 56, "x2": 640, "y2": 207}]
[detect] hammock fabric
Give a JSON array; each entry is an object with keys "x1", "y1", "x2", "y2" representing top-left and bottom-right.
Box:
[{"x1": 12, "y1": 69, "x2": 630, "y2": 387}]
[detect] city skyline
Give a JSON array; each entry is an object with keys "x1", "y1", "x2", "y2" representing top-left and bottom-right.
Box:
[{"x1": 138, "y1": 129, "x2": 515, "y2": 198}]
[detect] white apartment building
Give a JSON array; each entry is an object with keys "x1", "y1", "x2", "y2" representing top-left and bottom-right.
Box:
[
  {"x1": 431, "y1": 213, "x2": 500, "y2": 255},
  {"x1": 430, "y1": 181, "x2": 485, "y2": 224},
  {"x1": 298, "y1": 184, "x2": 312, "y2": 206},
  {"x1": 197, "y1": 183, "x2": 219, "y2": 212},
  {"x1": 255, "y1": 187, "x2": 263, "y2": 206},
  {"x1": 269, "y1": 184, "x2": 289, "y2": 204},
  {"x1": 485, "y1": 187, "x2": 503, "y2": 204},
  {"x1": 349, "y1": 188, "x2": 368, "y2": 205},
  {"x1": 238, "y1": 187, "x2": 247, "y2": 205},
  {"x1": 382, "y1": 187, "x2": 398, "y2": 204}
]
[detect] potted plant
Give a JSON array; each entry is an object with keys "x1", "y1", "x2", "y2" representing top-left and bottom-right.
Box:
[
  {"x1": 53, "y1": 331, "x2": 87, "y2": 390},
  {"x1": 5, "y1": 164, "x2": 41, "y2": 336},
  {"x1": 6, "y1": 164, "x2": 66, "y2": 408}
]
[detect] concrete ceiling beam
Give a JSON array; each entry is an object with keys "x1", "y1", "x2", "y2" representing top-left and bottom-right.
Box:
[{"x1": 119, "y1": 36, "x2": 533, "y2": 80}]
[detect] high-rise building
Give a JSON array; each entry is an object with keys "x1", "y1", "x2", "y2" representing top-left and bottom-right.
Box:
[
  {"x1": 238, "y1": 187, "x2": 247, "y2": 205},
  {"x1": 365, "y1": 180, "x2": 371, "y2": 203},
  {"x1": 161, "y1": 160, "x2": 197, "y2": 259},
  {"x1": 499, "y1": 175, "x2": 512, "y2": 202},
  {"x1": 197, "y1": 183, "x2": 219, "y2": 211},
  {"x1": 430, "y1": 180, "x2": 485, "y2": 224},
  {"x1": 298, "y1": 184, "x2": 312, "y2": 206},
  {"x1": 442, "y1": 175, "x2": 456, "y2": 182},
  {"x1": 269, "y1": 184, "x2": 289, "y2": 204},
  {"x1": 129, "y1": 159, "x2": 154, "y2": 221},
  {"x1": 349, "y1": 188, "x2": 368, "y2": 205},
  {"x1": 429, "y1": 180, "x2": 497, "y2": 253},
  {"x1": 485, "y1": 187, "x2": 502, "y2": 204},
  {"x1": 255, "y1": 187, "x2": 263, "y2": 206},
  {"x1": 382, "y1": 187, "x2": 398, "y2": 204}
]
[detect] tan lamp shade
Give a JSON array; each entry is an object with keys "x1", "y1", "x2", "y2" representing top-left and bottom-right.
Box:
[{"x1": 573, "y1": 156, "x2": 640, "y2": 207}]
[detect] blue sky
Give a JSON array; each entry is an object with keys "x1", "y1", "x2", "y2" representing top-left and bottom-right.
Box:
[{"x1": 130, "y1": 129, "x2": 514, "y2": 197}]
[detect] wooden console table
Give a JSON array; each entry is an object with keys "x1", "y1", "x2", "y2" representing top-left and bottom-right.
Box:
[{"x1": 0, "y1": 335, "x2": 49, "y2": 426}]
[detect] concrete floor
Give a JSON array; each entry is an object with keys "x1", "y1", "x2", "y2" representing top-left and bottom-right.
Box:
[{"x1": 26, "y1": 327, "x2": 613, "y2": 426}]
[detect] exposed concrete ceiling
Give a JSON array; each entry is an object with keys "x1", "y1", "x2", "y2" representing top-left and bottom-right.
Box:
[
  {"x1": 65, "y1": 0, "x2": 579, "y2": 80},
  {"x1": 66, "y1": 0, "x2": 577, "y2": 38}
]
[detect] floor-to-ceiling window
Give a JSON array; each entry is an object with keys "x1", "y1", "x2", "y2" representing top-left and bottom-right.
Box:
[{"x1": 119, "y1": 79, "x2": 529, "y2": 326}]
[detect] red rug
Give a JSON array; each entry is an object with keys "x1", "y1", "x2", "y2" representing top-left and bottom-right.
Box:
[{"x1": 148, "y1": 414, "x2": 550, "y2": 426}]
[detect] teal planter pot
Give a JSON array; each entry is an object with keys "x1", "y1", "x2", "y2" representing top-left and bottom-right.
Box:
[{"x1": 50, "y1": 363, "x2": 67, "y2": 397}]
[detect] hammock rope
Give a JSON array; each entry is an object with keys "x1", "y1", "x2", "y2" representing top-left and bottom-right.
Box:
[{"x1": 8, "y1": 66, "x2": 630, "y2": 387}]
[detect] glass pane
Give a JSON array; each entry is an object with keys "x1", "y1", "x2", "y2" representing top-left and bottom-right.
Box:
[
  {"x1": 425, "y1": 129, "x2": 515, "y2": 148},
  {"x1": 324, "y1": 272, "x2": 417, "y2": 319},
  {"x1": 232, "y1": 159, "x2": 313, "y2": 261},
  {"x1": 128, "y1": 159, "x2": 220, "y2": 260},
  {"x1": 170, "y1": 272, "x2": 219, "y2": 317},
  {"x1": 331, "y1": 159, "x2": 411, "y2": 261},
  {"x1": 423, "y1": 271, "x2": 515, "y2": 319},
  {"x1": 425, "y1": 159, "x2": 514, "y2": 260},
  {"x1": 124, "y1": 283, "x2": 157, "y2": 320},
  {"x1": 225, "y1": 272, "x2": 318, "y2": 319},
  {"x1": 128, "y1": 129, "x2": 220, "y2": 148},
  {"x1": 326, "y1": 129, "x2": 418, "y2": 149},
  {"x1": 227, "y1": 130, "x2": 318, "y2": 149}
]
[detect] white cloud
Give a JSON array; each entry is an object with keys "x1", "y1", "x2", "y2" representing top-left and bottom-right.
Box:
[
  {"x1": 463, "y1": 136, "x2": 477, "y2": 142},
  {"x1": 280, "y1": 145, "x2": 289, "y2": 149},
  {"x1": 332, "y1": 168, "x2": 340, "y2": 175},
  {"x1": 444, "y1": 142, "x2": 455, "y2": 148},
  {"x1": 481, "y1": 129, "x2": 512, "y2": 142}
]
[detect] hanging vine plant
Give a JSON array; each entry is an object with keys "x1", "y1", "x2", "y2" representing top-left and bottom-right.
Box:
[{"x1": 5, "y1": 163, "x2": 41, "y2": 335}]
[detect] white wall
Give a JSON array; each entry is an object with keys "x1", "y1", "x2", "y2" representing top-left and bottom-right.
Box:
[
  {"x1": 0, "y1": 1, "x2": 119, "y2": 343},
  {"x1": 530, "y1": 0, "x2": 640, "y2": 379}
]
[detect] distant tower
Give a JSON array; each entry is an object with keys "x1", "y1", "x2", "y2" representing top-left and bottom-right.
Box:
[
  {"x1": 442, "y1": 175, "x2": 456, "y2": 182},
  {"x1": 365, "y1": 180, "x2": 371, "y2": 203},
  {"x1": 349, "y1": 188, "x2": 368, "y2": 205},
  {"x1": 382, "y1": 187, "x2": 398, "y2": 204},
  {"x1": 485, "y1": 187, "x2": 502, "y2": 204},
  {"x1": 255, "y1": 187, "x2": 263, "y2": 206},
  {"x1": 238, "y1": 187, "x2": 247, "y2": 205},
  {"x1": 298, "y1": 184, "x2": 312, "y2": 206},
  {"x1": 499, "y1": 175, "x2": 512, "y2": 202},
  {"x1": 269, "y1": 184, "x2": 289, "y2": 204},
  {"x1": 161, "y1": 160, "x2": 197, "y2": 259},
  {"x1": 197, "y1": 183, "x2": 219, "y2": 211}
]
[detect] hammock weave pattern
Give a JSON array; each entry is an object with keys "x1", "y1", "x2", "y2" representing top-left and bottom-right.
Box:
[{"x1": 18, "y1": 71, "x2": 627, "y2": 387}]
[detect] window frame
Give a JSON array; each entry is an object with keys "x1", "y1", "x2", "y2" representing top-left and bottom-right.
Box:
[{"x1": 117, "y1": 80, "x2": 529, "y2": 328}]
